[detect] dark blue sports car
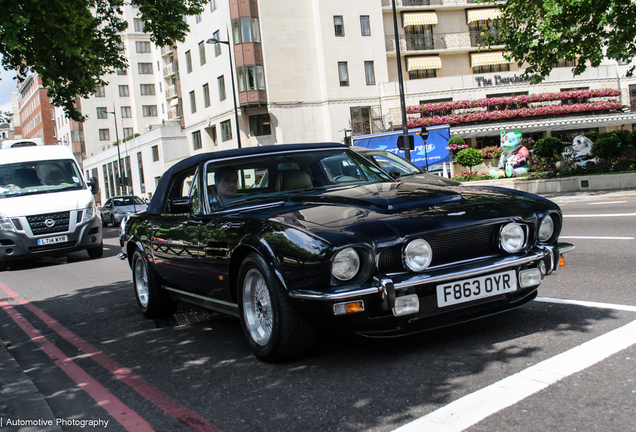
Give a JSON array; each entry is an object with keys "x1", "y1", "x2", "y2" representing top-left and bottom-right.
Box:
[{"x1": 119, "y1": 143, "x2": 573, "y2": 362}]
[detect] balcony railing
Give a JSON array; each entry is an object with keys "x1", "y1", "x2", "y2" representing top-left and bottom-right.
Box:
[
  {"x1": 167, "y1": 106, "x2": 180, "y2": 120},
  {"x1": 165, "y1": 85, "x2": 177, "y2": 100},
  {"x1": 381, "y1": 0, "x2": 480, "y2": 6},
  {"x1": 469, "y1": 29, "x2": 501, "y2": 47},
  {"x1": 161, "y1": 45, "x2": 173, "y2": 56},
  {"x1": 386, "y1": 31, "x2": 503, "y2": 52},
  {"x1": 163, "y1": 63, "x2": 175, "y2": 78}
]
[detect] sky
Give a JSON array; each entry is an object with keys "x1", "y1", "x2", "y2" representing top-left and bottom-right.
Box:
[{"x1": 0, "y1": 63, "x2": 18, "y2": 114}]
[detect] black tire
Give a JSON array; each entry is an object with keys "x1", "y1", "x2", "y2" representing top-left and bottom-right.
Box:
[
  {"x1": 238, "y1": 253, "x2": 316, "y2": 362},
  {"x1": 0, "y1": 261, "x2": 7, "y2": 272},
  {"x1": 101, "y1": 214, "x2": 108, "y2": 227},
  {"x1": 110, "y1": 215, "x2": 115, "y2": 227},
  {"x1": 87, "y1": 242, "x2": 104, "y2": 258},
  {"x1": 131, "y1": 248, "x2": 177, "y2": 318}
]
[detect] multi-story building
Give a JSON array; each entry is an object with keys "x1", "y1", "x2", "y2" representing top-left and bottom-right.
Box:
[
  {"x1": 17, "y1": 73, "x2": 58, "y2": 144},
  {"x1": 82, "y1": 0, "x2": 636, "y2": 205}
]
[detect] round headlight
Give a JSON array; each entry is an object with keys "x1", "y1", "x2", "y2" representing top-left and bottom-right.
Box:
[
  {"x1": 403, "y1": 239, "x2": 433, "y2": 272},
  {"x1": 332, "y1": 248, "x2": 360, "y2": 281},
  {"x1": 499, "y1": 222, "x2": 525, "y2": 253},
  {"x1": 538, "y1": 215, "x2": 555, "y2": 242}
]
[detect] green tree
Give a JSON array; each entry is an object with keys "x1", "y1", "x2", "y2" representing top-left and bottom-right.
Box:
[
  {"x1": 533, "y1": 137, "x2": 564, "y2": 161},
  {"x1": 0, "y1": 111, "x2": 13, "y2": 123},
  {"x1": 487, "y1": 0, "x2": 636, "y2": 83},
  {"x1": 0, "y1": 0, "x2": 206, "y2": 122},
  {"x1": 455, "y1": 148, "x2": 484, "y2": 173}
]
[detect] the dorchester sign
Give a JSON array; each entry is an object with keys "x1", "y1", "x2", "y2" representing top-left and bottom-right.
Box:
[{"x1": 475, "y1": 74, "x2": 530, "y2": 87}]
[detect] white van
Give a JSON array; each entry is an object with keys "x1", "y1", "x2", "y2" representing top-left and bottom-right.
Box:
[{"x1": 0, "y1": 145, "x2": 103, "y2": 270}]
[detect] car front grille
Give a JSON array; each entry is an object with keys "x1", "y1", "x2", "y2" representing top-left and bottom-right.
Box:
[
  {"x1": 378, "y1": 224, "x2": 501, "y2": 274},
  {"x1": 26, "y1": 212, "x2": 70, "y2": 235}
]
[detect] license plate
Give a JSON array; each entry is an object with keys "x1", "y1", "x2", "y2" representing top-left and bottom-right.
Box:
[
  {"x1": 37, "y1": 235, "x2": 68, "y2": 246},
  {"x1": 436, "y1": 270, "x2": 517, "y2": 308}
]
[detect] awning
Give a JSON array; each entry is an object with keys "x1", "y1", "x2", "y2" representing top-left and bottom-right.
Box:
[
  {"x1": 466, "y1": 8, "x2": 501, "y2": 24},
  {"x1": 402, "y1": 12, "x2": 438, "y2": 27},
  {"x1": 169, "y1": 98, "x2": 179, "y2": 107},
  {"x1": 470, "y1": 51, "x2": 510, "y2": 68},
  {"x1": 407, "y1": 56, "x2": 443, "y2": 71}
]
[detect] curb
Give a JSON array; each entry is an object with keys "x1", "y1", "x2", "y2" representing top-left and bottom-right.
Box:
[{"x1": 0, "y1": 338, "x2": 63, "y2": 432}]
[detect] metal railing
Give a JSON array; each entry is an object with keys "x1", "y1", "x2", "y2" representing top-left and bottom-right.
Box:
[
  {"x1": 381, "y1": 0, "x2": 480, "y2": 6},
  {"x1": 386, "y1": 31, "x2": 503, "y2": 52},
  {"x1": 162, "y1": 63, "x2": 175, "y2": 78},
  {"x1": 165, "y1": 85, "x2": 177, "y2": 99},
  {"x1": 161, "y1": 45, "x2": 173, "y2": 56}
]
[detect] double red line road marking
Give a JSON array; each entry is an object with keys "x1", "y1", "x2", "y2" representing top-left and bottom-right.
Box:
[{"x1": 0, "y1": 281, "x2": 222, "y2": 432}]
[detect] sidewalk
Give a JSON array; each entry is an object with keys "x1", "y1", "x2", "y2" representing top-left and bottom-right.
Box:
[{"x1": 0, "y1": 338, "x2": 62, "y2": 431}]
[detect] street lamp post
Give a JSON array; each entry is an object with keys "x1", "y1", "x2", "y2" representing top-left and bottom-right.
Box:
[
  {"x1": 392, "y1": 0, "x2": 411, "y2": 161},
  {"x1": 207, "y1": 31, "x2": 242, "y2": 149},
  {"x1": 102, "y1": 104, "x2": 125, "y2": 195}
]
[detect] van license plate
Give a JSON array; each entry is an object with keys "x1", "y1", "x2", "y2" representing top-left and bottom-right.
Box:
[
  {"x1": 37, "y1": 235, "x2": 68, "y2": 246},
  {"x1": 436, "y1": 270, "x2": 517, "y2": 308}
]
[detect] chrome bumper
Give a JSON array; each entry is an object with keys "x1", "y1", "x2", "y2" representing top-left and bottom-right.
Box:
[{"x1": 289, "y1": 243, "x2": 573, "y2": 302}]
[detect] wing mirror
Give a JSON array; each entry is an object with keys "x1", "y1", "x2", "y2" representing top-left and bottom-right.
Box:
[
  {"x1": 389, "y1": 171, "x2": 402, "y2": 181},
  {"x1": 87, "y1": 177, "x2": 100, "y2": 194},
  {"x1": 168, "y1": 196, "x2": 192, "y2": 214}
]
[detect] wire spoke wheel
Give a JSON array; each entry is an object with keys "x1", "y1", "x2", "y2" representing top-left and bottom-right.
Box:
[
  {"x1": 134, "y1": 256, "x2": 150, "y2": 308},
  {"x1": 242, "y1": 268, "x2": 273, "y2": 346}
]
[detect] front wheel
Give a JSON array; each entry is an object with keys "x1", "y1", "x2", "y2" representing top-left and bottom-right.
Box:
[
  {"x1": 87, "y1": 242, "x2": 103, "y2": 258},
  {"x1": 131, "y1": 248, "x2": 177, "y2": 318},
  {"x1": 238, "y1": 253, "x2": 316, "y2": 362}
]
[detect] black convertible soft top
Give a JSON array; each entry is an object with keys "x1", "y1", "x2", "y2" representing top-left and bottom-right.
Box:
[{"x1": 147, "y1": 142, "x2": 347, "y2": 215}]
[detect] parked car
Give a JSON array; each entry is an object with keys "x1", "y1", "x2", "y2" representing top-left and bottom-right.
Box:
[
  {"x1": 353, "y1": 147, "x2": 460, "y2": 186},
  {"x1": 101, "y1": 196, "x2": 147, "y2": 227},
  {"x1": 119, "y1": 143, "x2": 572, "y2": 362}
]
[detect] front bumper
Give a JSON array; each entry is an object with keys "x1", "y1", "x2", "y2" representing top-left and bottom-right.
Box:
[
  {"x1": 289, "y1": 243, "x2": 573, "y2": 336},
  {"x1": 0, "y1": 215, "x2": 102, "y2": 262}
]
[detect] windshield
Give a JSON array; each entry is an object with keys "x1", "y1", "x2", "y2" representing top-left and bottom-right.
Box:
[
  {"x1": 203, "y1": 148, "x2": 392, "y2": 211},
  {"x1": 366, "y1": 151, "x2": 421, "y2": 176},
  {"x1": 113, "y1": 196, "x2": 145, "y2": 206},
  {"x1": 0, "y1": 158, "x2": 84, "y2": 198}
]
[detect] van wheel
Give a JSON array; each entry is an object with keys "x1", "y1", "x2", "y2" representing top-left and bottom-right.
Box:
[
  {"x1": 238, "y1": 253, "x2": 316, "y2": 362},
  {"x1": 0, "y1": 261, "x2": 7, "y2": 272},
  {"x1": 87, "y1": 242, "x2": 104, "y2": 258},
  {"x1": 132, "y1": 248, "x2": 177, "y2": 318}
]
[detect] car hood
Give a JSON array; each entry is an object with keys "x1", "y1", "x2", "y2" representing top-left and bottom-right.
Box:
[
  {"x1": 0, "y1": 189, "x2": 92, "y2": 218},
  {"x1": 237, "y1": 183, "x2": 558, "y2": 244},
  {"x1": 400, "y1": 172, "x2": 461, "y2": 186}
]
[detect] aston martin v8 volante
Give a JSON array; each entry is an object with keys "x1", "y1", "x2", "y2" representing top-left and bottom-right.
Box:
[{"x1": 119, "y1": 143, "x2": 572, "y2": 362}]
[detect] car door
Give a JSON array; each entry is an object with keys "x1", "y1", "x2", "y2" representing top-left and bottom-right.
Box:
[
  {"x1": 149, "y1": 170, "x2": 204, "y2": 291},
  {"x1": 101, "y1": 199, "x2": 112, "y2": 222}
]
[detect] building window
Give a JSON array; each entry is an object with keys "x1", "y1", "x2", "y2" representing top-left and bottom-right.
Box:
[
  {"x1": 121, "y1": 106, "x2": 132, "y2": 118},
  {"x1": 557, "y1": 58, "x2": 577, "y2": 68},
  {"x1": 119, "y1": 85, "x2": 130, "y2": 97},
  {"x1": 338, "y1": 62, "x2": 349, "y2": 86},
  {"x1": 190, "y1": 91, "x2": 197, "y2": 113},
  {"x1": 203, "y1": 83, "x2": 211, "y2": 107},
  {"x1": 472, "y1": 64, "x2": 510, "y2": 74},
  {"x1": 409, "y1": 69, "x2": 437, "y2": 79},
  {"x1": 206, "y1": 125, "x2": 217, "y2": 146},
  {"x1": 199, "y1": 41, "x2": 206, "y2": 65},
  {"x1": 365, "y1": 61, "x2": 375, "y2": 85},
  {"x1": 50, "y1": 109, "x2": 54, "y2": 120},
  {"x1": 95, "y1": 86, "x2": 105, "y2": 97},
  {"x1": 97, "y1": 107, "x2": 108, "y2": 119},
  {"x1": 99, "y1": 129, "x2": 110, "y2": 141},
  {"x1": 218, "y1": 76, "x2": 226, "y2": 101},
  {"x1": 185, "y1": 50, "x2": 192, "y2": 73},
  {"x1": 334, "y1": 16, "x2": 344, "y2": 37},
  {"x1": 192, "y1": 130, "x2": 202, "y2": 150},
  {"x1": 137, "y1": 152, "x2": 146, "y2": 191},
  {"x1": 210, "y1": 0, "x2": 217, "y2": 11},
  {"x1": 138, "y1": 63, "x2": 153, "y2": 74},
  {"x1": 221, "y1": 119, "x2": 232, "y2": 141},
  {"x1": 360, "y1": 16, "x2": 371, "y2": 36},
  {"x1": 196, "y1": 14, "x2": 202, "y2": 24},
  {"x1": 142, "y1": 105, "x2": 158, "y2": 117},
  {"x1": 152, "y1": 145, "x2": 159, "y2": 161},
  {"x1": 213, "y1": 30, "x2": 221, "y2": 56},
  {"x1": 140, "y1": 84, "x2": 156, "y2": 95},
  {"x1": 135, "y1": 41, "x2": 151, "y2": 53},
  {"x1": 232, "y1": 18, "x2": 261, "y2": 44},
  {"x1": 52, "y1": 126, "x2": 56, "y2": 137},
  {"x1": 133, "y1": 18, "x2": 144, "y2": 32},
  {"x1": 237, "y1": 66, "x2": 265, "y2": 92},
  {"x1": 249, "y1": 114, "x2": 271, "y2": 136},
  {"x1": 123, "y1": 127, "x2": 134, "y2": 139},
  {"x1": 117, "y1": 68, "x2": 127, "y2": 75}
]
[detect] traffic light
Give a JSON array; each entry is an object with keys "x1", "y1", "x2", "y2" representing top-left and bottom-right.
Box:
[{"x1": 397, "y1": 135, "x2": 414, "y2": 150}]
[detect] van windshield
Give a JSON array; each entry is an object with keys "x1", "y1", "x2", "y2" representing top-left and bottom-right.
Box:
[{"x1": 0, "y1": 159, "x2": 84, "y2": 198}]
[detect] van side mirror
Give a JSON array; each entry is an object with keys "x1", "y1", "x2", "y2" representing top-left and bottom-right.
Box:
[{"x1": 88, "y1": 177, "x2": 100, "y2": 194}]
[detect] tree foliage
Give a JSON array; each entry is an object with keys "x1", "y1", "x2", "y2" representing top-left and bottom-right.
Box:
[
  {"x1": 455, "y1": 148, "x2": 484, "y2": 173},
  {"x1": 0, "y1": 0, "x2": 207, "y2": 121},
  {"x1": 533, "y1": 137, "x2": 565, "y2": 161},
  {"x1": 488, "y1": 0, "x2": 636, "y2": 83}
]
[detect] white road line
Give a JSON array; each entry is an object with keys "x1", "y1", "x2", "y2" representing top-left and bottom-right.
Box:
[
  {"x1": 563, "y1": 213, "x2": 636, "y2": 217},
  {"x1": 392, "y1": 300, "x2": 636, "y2": 432},
  {"x1": 587, "y1": 201, "x2": 627, "y2": 205},
  {"x1": 536, "y1": 297, "x2": 636, "y2": 313},
  {"x1": 559, "y1": 236, "x2": 634, "y2": 240}
]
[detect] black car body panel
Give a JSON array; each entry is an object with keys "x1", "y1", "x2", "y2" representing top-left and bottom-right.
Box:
[{"x1": 121, "y1": 143, "x2": 572, "y2": 360}]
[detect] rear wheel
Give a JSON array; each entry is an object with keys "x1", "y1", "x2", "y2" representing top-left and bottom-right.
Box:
[
  {"x1": 132, "y1": 248, "x2": 177, "y2": 318},
  {"x1": 101, "y1": 215, "x2": 107, "y2": 227},
  {"x1": 238, "y1": 253, "x2": 316, "y2": 362},
  {"x1": 110, "y1": 215, "x2": 115, "y2": 227},
  {"x1": 87, "y1": 242, "x2": 103, "y2": 258}
]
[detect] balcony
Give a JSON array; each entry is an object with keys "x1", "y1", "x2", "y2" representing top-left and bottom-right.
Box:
[
  {"x1": 165, "y1": 85, "x2": 178, "y2": 100},
  {"x1": 167, "y1": 106, "x2": 180, "y2": 120},
  {"x1": 381, "y1": 0, "x2": 480, "y2": 6},
  {"x1": 161, "y1": 45, "x2": 173, "y2": 57},
  {"x1": 386, "y1": 31, "x2": 503, "y2": 52},
  {"x1": 163, "y1": 63, "x2": 176, "y2": 78}
]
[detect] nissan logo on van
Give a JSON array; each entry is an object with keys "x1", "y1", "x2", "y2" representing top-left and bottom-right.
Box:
[{"x1": 45, "y1": 219, "x2": 55, "y2": 228}]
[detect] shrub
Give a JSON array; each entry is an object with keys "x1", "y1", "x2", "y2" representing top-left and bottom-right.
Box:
[
  {"x1": 592, "y1": 134, "x2": 623, "y2": 159},
  {"x1": 627, "y1": 130, "x2": 636, "y2": 148},
  {"x1": 533, "y1": 137, "x2": 565, "y2": 161},
  {"x1": 455, "y1": 148, "x2": 484, "y2": 173},
  {"x1": 448, "y1": 135, "x2": 465, "y2": 146},
  {"x1": 584, "y1": 131, "x2": 600, "y2": 143},
  {"x1": 479, "y1": 146, "x2": 502, "y2": 159}
]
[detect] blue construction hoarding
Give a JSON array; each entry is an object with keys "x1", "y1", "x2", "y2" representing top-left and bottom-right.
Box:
[{"x1": 351, "y1": 124, "x2": 451, "y2": 169}]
